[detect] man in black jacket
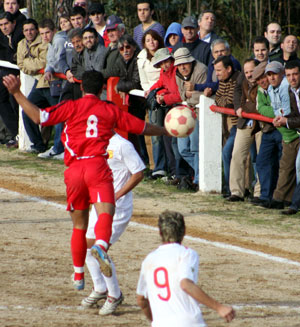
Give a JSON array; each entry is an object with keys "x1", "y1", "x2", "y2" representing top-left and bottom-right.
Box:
[
  {"x1": 0, "y1": 11, "x2": 24, "y2": 148},
  {"x1": 172, "y1": 16, "x2": 212, "y2": 66},
  {"x1": 103, "y1": 34, "x2": 147, "y2": 156}
]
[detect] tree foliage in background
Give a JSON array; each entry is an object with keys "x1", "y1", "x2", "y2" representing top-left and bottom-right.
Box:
[{"x1": 25, "y1": 0, "x2": 300, "y2": 55}]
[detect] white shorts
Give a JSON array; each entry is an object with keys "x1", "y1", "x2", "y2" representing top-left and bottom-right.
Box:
[{"x1": 86, "y1": 205, "x2": 133, "y2": 245}]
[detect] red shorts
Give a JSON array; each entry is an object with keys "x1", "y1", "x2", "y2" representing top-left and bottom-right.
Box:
[{"x1": 64, "y1": 157, "x2": 115, "y2": 211}]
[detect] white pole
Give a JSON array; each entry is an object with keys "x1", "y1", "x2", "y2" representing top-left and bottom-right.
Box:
[
  {"x1": 198, "y1": 95, "x2": 222, "y2": 193},
  {"x1": 19, "y1": 72, "x2": 36, "y2": 150}
]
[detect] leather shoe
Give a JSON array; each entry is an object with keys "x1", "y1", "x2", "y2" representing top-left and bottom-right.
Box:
[
  {"x1": 281, "y1": 208, "x2": 298, "y2": 215},
  {"x1": 251, "y1": 197, "x2": 269, "y2": 206},
  {"x1": 262, "y1": 199, "x2": 284, "y2": 209},
  {"x1": 227, "y1": 195, "x2": 244, "y2": 202}
]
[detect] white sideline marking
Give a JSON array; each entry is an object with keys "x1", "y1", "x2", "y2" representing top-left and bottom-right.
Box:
[
  {"x1": 1, "y1": 188, "x2": 300, "y2": 267},
  {"x1": 1, "y1": 303, "x2": 300, "y2": 313}
]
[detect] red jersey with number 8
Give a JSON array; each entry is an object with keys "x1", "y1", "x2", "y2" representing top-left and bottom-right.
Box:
[{"x1": 40, "y1": 94, "x2": 146, "y2": 166}]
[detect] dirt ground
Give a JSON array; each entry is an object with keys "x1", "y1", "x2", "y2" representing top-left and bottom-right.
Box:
[{"x1": 0, "y1": 148, "x2": 300, "y2": 327}]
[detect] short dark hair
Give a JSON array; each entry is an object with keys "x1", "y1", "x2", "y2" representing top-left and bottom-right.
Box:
[
  {"x1": 244, "y1": 58, "x2": 259, "y2": 66},
  {"x1": 265, "y1": 21, "x2": 281, "y2": 33},
  {"x1": 23, "y1": 18, "x2": 38, "y2": 30},
  {"x1": 282, "y1": 34, "x2": 298, "y2": 44},
  {"x1": 252, "y1": 36, "x2": 269, "y2": 50},
  {"x1": 118, "y1": 34, "x2": 138, "y2": 49},
  {"x1": 198, "y1": 10, "x2": 216, "y2": 22},
  {"x1": 0, "y1": 12, "x2": 15, "y2": 23},
  {"x1": 82, "y1": 70, "x2": 104, "y2": 94},
  {"x1": 70, "y1": 6, "x2": 87, "y2": 18},
  {"x1": 285, "y1": 60, "x2": 300, "y2": 71},
  {"x1": 39, "y1": 18, "x2": 55, "y2": 31},
  {"x1": 136, "y1": 0, "x2": 154, "y2": 10},
  {"x1": 214, "y1": 55, "x2": 234, "y2": 71},
  {"x1": 158, "y1": 211, "x2": 185, "y2": 244},
  {"x1": 142, "y1": 30, "x2": 164, "y2": 60},
  {"x1": 82, "y1": 27, "x2": 98, "y2": 38}
]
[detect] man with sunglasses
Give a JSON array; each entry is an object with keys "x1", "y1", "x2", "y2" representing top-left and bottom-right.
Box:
[{"x1": 102, "y1": 35, "x2": 147, "y2": 156}]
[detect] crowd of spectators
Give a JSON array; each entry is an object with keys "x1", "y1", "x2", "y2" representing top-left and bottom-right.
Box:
[{"x1": 0, "y1": 0, "x2": 299, "y2": 215}]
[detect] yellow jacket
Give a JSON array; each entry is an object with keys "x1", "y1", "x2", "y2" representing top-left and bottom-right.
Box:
[{"x1": 17, "y1": 35, "x2": 50, "y2": 88}]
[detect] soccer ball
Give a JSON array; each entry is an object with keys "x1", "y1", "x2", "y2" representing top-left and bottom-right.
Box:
[{"x1": 164, "y1": 105, "x2": 197, "y2": 137}]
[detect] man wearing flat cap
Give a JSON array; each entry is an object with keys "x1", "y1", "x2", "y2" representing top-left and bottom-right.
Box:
[
  {"x1": 172, "y1": 16, "x2": 212, "y2": 66},
  {"x1": 259, "y1": 61, "x2": 299, "y2": 209},
  {"x1": 174, "y1": 47, "x2": 207, "y2": 190},
  {"x1": 254, "y1": 61, "x2": 282, "y2": 207}
]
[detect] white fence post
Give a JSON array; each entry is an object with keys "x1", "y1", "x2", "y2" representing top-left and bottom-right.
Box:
[
  {"x1": 19, "y1": 72, "x2": 35, "y2": 150},
  {"x1": 199, "y1": 95, "x2": 222, "y2": 193}
]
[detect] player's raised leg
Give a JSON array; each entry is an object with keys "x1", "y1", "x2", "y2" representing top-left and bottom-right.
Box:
[{"x1": 91, "y1": 201, "x2": 115, "y2": 277}]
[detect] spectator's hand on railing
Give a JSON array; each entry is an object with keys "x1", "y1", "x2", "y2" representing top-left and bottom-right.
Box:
[
  {"x1": 66, "y1": 70, "x2": 75, "y2": 83},
  {"x1": 203, "y1": 87, "x2": 212, "y2": 97},
  {"x1": 273, "y1": 116, "x2": 287, "y2": 127},
  {"x1": 236, "y1": 108, "x2": 243, "y2": 118},
  {"x1": 184, "y1": 81, "x2": 194, "y2": 91},
  {"x1": 44, "y1": 72, "x2": 53, "y2": 81},
  {"x1": 185, "y1": 91, "x2": 193, "y2": 98},
  {"x1": 3, "y1": 74, "x2": 21, "y2": 95}
]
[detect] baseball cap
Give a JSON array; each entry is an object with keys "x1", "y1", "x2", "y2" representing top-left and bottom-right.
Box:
[
  {"x1": 265, "y1": 61, "x2": 284, "y2": 74},
  {"x1": 88, "y1": 3, "x2": 105, "y2": 15},
  {"x1": 181, "y1": 16, "x2": 198, "y2": 29},
  {"x1": 106, "y1": 15, "x2": 123, "y2": 30}
]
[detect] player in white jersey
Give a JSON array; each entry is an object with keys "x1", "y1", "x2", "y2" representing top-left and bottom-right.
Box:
[
  {"x1": 82, "y1": 133, "x2": 145, "y2": 315},
  {"x1": 137, "y1": 211, "x2": 235, "y2": 326}
]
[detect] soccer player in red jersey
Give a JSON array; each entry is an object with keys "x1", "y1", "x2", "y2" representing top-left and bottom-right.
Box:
[{"x1": 3, "y1": 70, "x2": 168, "y2": 290}]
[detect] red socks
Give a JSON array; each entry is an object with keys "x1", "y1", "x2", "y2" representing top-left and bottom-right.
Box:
[
  {"x1": 94, "y1": 213, "x2": 113, "y2": 249},
  {"x1": 71, "y1": 228, "x2": 87, "y2": 280}
]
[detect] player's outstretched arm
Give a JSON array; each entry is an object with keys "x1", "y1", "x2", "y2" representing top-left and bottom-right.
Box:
[
  {"x1": 143, "y1": 122, "x2": 169, "y2": 137},
  {"x1": 3, "y1": 74, "x2": 41, "y2": 124},
  {"x1": 136, "y1": 295, "x2": 153, "y2": 321},
  {"x1": 115, "y1": 171, "x2": 144, "y2": 201},
  {"x1": 180, "y1": 278, "x2": 235, "y2": 323}
]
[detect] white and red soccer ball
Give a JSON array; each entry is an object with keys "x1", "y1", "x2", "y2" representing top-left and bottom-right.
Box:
[{"x1": 164, "y1": 105, "x2": 197, "y2": 137}]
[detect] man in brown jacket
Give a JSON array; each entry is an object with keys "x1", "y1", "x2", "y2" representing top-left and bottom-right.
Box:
[
  {"x1": 214, "y1": 55, "x2": 240, "y2": 197},
  {"x1": 227, "y1": 58, "x2": 262, "y2": 202}
]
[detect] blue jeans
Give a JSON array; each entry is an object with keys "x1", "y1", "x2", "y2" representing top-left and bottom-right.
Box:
[
  {"x1": 23, "y1": 83, "x2": 60, "y2": 150},
  {"x1": 149, "y1": 108, "x2": 167, "y2": 173},
  {"x1": 296, "y1": 144, "x2": 300, "y2": 184},
  {"x1": 256, "y1": 129, "x2": 282, "y2": 201},
  {"x1": 177, "y1": 119, "x2": 199, "y2": 184},
  {"x1": 290, "y1": 182, "x2": 300, "y2": 211},
  {"x1": 222, "y1": 125, "x2": 237, "y2": 194},
  {"x1": 53, "y1": 123, "x2": 64, "y2": 154}
]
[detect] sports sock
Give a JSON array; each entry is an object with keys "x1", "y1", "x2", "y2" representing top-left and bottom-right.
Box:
[
  {"x1": 103, "y1": 260, "x2": 121, "y2": 299},
  {"x1": 71, "y1": 228, "x2": 87, "y2": 280},
  {"x1": 85, "y1": 249, "x2": 107, "y2": 293},
  {"x1": 94, "y1": 213, "x2": 113, "y2": 250}
]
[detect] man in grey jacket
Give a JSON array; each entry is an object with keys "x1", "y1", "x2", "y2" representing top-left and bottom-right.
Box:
[{"x1": 82, "y1": 27, "x2": 106, "y2": 72}]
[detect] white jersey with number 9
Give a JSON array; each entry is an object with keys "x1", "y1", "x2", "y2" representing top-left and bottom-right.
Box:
[{"x1": 137, "y1": 243, "x2": 206, "y2": 327}]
